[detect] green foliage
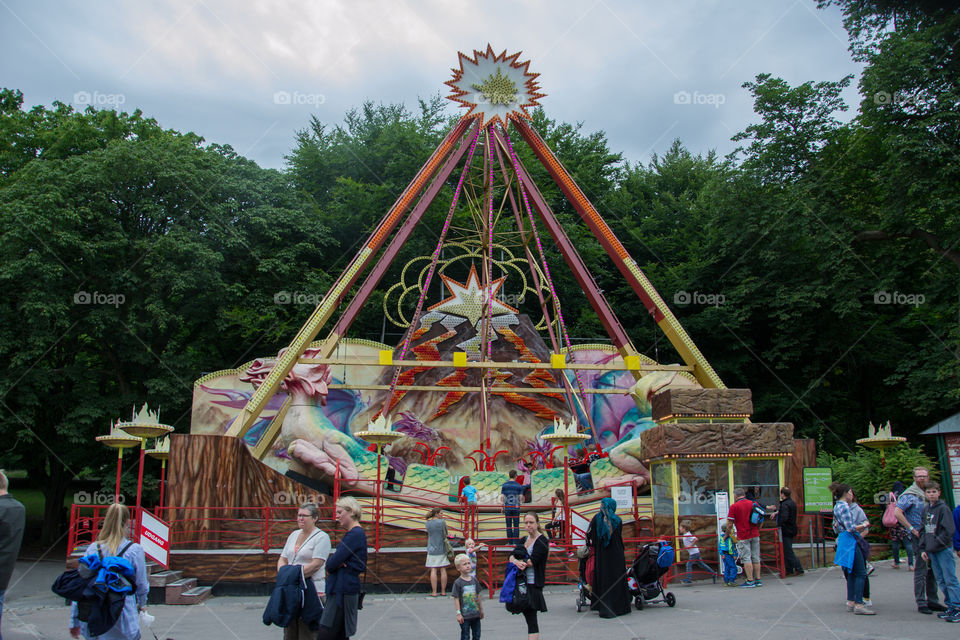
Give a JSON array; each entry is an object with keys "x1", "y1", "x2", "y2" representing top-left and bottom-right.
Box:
[{"x1": 819, "y1": 443, "x2": 939, "y2": 503}]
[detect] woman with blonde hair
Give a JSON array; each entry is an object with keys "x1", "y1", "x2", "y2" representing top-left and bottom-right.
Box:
[
  {"x1": 69, "y1": 503, "x2": 150, "y2": 639},
  {"x1": 318, "y1": 497, "x2": 367, "y2": 640},
  {"x1": 424, "y1": 506, "x2": 450, "y2": 596},
  {"x1": 509, "y1": 512, "x2": 550, "y2": 640}
]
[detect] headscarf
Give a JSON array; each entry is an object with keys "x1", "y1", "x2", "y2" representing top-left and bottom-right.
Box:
[{"x1": 595, "y1": 497, "x2": 622, "y2": 547}]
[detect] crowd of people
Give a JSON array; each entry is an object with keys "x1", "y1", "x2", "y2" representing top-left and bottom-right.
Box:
[{"x1": 4, "y1": 463, "x2": 960, "y2": 638}]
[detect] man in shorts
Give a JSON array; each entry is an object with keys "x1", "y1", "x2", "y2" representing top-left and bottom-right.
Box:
[{"x1": 727, "y1": 487, "x2": 762, "y2": 587}]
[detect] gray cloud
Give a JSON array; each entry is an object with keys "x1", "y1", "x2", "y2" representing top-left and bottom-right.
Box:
[{"x1": 1, "y1": 0, "x2": 862, "y2": 169}]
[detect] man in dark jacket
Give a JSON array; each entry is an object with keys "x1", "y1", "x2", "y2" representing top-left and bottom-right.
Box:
[
  {"x1": 0, "y1": 469, "x2": 26, "y2": 640},
  {"x1": 775, "y1": 487, "x2": 803, "y2": 576}
]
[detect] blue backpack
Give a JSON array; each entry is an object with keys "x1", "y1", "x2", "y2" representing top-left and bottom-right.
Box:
[
  {"x1": 52, "y1": 542, "x2": 135, "y2": 636},
  {"x1": 656, "y1": 542, "x2": 675, "y2": 568},
  {"x1": 749, "y1": 501, "x2": 766, "y2": 525}
]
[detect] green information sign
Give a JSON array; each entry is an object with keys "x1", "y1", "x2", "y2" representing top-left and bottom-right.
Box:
[{"x1": 802, "y1": 467, "x2": 834, "y2": 512}]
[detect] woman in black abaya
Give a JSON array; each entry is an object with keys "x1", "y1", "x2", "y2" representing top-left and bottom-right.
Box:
[{"x1": 586, "y1": 497, "x2": 631, "y2": 618}]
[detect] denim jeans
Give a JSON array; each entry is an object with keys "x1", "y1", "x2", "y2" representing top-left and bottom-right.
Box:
[
  {"x1": 927, "y1": 548, "x2": 960, "y2": 609},
  {"x1": 842, "y1": 545, "x2": 867, "y2": 604},
  {"x1": 0, "y1": 588, "x2": 5, "y2": 640},
  {"x1": 459, "y1": 617, "x2": 481, "y2": 640},
  {"x1": 504, "y1": 508, "x2": 520, "y2": 545},
  {"x1": 684, "y1": 553, "x2": 716, "y2": 580},
  {"x1": 891, "y1": 535, "x2": 914, "y2": 566}
]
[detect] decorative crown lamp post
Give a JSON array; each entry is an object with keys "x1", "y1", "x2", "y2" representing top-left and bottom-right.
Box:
[
  {"x1": 117, "y1": 405, "x2": 173, "y2": 536},
  {"x1": 95, "y1": 420, "x2": 141, "y2": 501},
  {"x1": 543, "y1": 417, "x2": 590, "y2": 547},
  {"x1": 145, "y1": 436, "x2": 171, "y2": 512},
  {"x1": 355, "y1": 415, "x2": 403, "y2": 551},
  {"x1": 856, "y1": 421, "x2": 906, "y2": 468}
]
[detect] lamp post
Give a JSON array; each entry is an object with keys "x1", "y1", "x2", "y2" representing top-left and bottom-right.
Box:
[
  {"x1": 856, "y1": 420, "x2": 906, "y2": 468},
  {"x1": 117, "y1": 405, "x2": 173, "y2": 536},
  {"x1": 95, "y1": 420, "x2": 140, "y2": 501},
  {"x1": 355, "y1": 415, "x2": 403, "y2": 552},
  {"x1": 543, "y1": 419, "x2": 590, "y2": 548},
  {"x1": 145, "y1": 436, "x2": 171, "y2": 513}
]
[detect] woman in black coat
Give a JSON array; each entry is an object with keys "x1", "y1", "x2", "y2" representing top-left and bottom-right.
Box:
[
  {"x1": 510, "y1": 512, "x2": 549, "y2": 640},
  {"x1": 586, "y1": 497, "x2": 631, "y2": 618}
]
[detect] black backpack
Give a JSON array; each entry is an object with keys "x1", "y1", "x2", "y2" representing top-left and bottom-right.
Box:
[{"x1": 53, "y1": 542, "x2": 135, "y2": 636}]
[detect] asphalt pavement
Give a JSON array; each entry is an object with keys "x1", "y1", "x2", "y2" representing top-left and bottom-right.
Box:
[{"x1": 2, "y1": 559, "x2": 954, "y2": 639}]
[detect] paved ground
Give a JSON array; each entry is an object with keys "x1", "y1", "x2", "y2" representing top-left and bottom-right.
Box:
[{"x1": 2, "y1": 559, "x2": 955, "y2": 639}]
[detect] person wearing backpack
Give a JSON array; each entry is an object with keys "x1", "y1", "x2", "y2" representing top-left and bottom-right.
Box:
[
  {"x1": 69, "y1": 503, "x2": 149, "y2": 639},
  {"x1": 0, "y1": 469, "x2": 26, "y2": 640},
  {"x1": 726, "y1": 488, "x2": 763, "y2": 588}
]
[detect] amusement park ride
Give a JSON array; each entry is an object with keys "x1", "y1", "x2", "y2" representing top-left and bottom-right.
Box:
[{"x1": 113, "y1": 46, "x2": 804, "y2": 587}]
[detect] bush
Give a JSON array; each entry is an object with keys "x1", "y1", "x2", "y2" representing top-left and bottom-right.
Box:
[{"x1": 818, "y1": 443, "x2": 939, "y2": 504}]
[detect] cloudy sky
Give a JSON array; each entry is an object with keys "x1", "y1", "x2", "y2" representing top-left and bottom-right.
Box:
[{"x1": 2, "y1": 0, "x2": 863, "y2": 169}]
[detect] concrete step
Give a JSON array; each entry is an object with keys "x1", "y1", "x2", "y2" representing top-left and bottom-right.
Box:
[
  {"x1": 148, "y1": 570, "x2": 183, "y2": 587},
  {"x1": 163, "y1": 577, "x2": 197, "y2": 601},
  {"x1": 167, "y1": 585, "x2": 213, "y2": 605},
  {"x1": 145, "y1": 561, "x2": 162, "y2": 575}
]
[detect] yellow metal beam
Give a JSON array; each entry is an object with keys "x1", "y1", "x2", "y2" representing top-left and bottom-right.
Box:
[{"x1": 298, "y1": 357, "x2": 694, "y2": 373}]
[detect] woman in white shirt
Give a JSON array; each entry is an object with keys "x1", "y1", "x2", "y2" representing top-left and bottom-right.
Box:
[{"x1": 278, "y1": 502, "x2": 331, "y2": 640}]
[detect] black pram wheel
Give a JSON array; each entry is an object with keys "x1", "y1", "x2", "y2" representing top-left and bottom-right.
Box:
[
  {"x1": 635, "y1": 595, "x2": 644, "y2": 610},
  {"x1": 665, "y1": 592, "x2": 676, "y2": 607}
]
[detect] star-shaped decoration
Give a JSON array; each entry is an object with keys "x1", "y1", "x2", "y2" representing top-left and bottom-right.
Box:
[
  {"x1": 446, "y1": 45, "x2": 545, "y2": 128},
  {"x1": 428, "y1": 264, "x2": 519, "y2": 327}
]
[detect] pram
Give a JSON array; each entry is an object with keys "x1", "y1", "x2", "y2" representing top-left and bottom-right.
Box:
[
  {"x1": 575, "y1": 546, "x2": 594, "y2": 612},
  {"x1": 626, "y1": 541, "x2": 676, "y2": 609}
]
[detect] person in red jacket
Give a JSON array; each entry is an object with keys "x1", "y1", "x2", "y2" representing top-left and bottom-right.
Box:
[{"x1": 726, "y1": 487, "x2": 762, "y2": 587}]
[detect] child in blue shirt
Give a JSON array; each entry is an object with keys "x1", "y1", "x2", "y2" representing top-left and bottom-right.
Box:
[{"x1": 719, "y1": 520, "x2": 738, "y2": 586}]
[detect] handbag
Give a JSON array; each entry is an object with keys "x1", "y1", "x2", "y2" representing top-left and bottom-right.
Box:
[
  {"x1": 508, "y1": 580, "x2": 530, "y2": 613},
  {"x1": 357, "y1": 570, "x2": 366, "y2": 610},
  {"x1": 443, "y1": 522, "x2": 456, "y2": 562},
  {"x1": 881, "y1": 493, "x2": 899, "y2": 528}
]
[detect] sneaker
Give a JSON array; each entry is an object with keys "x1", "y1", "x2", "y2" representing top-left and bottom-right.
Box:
[
  {"x1": 918, "y1": 606, "x2": 933, "y2": 614},
  {"x1": 846, "y1": 603, "x2": 854, "y2": 612},
  {"x1": 944, "y1": 610, "x2": 960, "y2": 623},
  {"x1": 937, "y1": 609, "x2": 958, "y2": 619},
  {"x1": 739, "y1": 580, "x2": 757, "y2": 588},
  {"x1": 890, "y1": 562, "x2": 900, "y2": 569},
  {"x1": 862, "y1": 598, "x2": 872, "y2": 607},
  {"x1": 681, "y1": 579, "x2": 692, "y2": 584},
  {"x1": 754, "y1": 579, "x2": 763, "y2": 587},
  {"x1": 929, "y1": 603, "x2": 949, "y2": 612},
  {"x1": 866, "y1": 563, "x2": 875, "y2": 576},
  {"x1": 854, "y1": 606, "x2": 876, "y2": 615},
  {"x1": 725, "y1": 581, "x2": 737, "y2": 587}
]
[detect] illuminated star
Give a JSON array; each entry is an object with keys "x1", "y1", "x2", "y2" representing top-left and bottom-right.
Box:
[{"x1": 428, "y1": 264, "x2": 519, "y2": 327}]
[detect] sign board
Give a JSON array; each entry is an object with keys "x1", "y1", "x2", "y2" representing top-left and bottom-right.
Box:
[
  {"x1": 715, "y1": 491, "x2": 729, "y2": 533},
  {"x1": 140, "y1": 511, "x2": 170, "y2": 568},
  {"x1": 571, "y1": 511, "x2": 589, "y2": 546},
  {"x1": 611, "y1": 485, "x2": 632, "y2": 512},
  {"x1": 802, "y1": 467, "x2": 834, "y2": 513},
  {"x1": 945, "y1": 434, "x2": 960, "y2": 508}
]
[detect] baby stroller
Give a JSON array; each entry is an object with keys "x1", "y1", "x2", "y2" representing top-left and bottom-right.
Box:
[
  {"x1": 575, "y1": 546, "x2": 594, "y2": 612},
  {"x1": 626, "y1": 541, "x2": 676, "y2": 609}
]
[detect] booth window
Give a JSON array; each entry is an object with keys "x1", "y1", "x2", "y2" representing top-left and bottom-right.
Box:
[
  {"x1": 677, "y1": 461, "x2": 729, "y2": 516},
  {"x1": 651, "y1": 463, "x2": 674, "y2": 516},
  {"x1": 733, "y1": 459, "x2": 779, "y2": 506}
]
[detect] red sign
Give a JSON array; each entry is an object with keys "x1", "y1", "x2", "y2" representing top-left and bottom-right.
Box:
[{"x1": 139, "y1": 510, "x2": 170, "y2": 568}]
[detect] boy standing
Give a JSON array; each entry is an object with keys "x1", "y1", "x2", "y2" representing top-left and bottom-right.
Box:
[
  {"x1": 452, "y1": 553, "x2": 483, "y2": 639},
  {"x1": 920, "y1": 482, "x2": 960, "y2": 623}
]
